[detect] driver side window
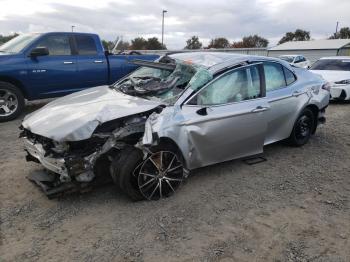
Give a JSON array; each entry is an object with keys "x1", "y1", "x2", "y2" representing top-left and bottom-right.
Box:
[
  {"x1": 35, "y1": 35, "x2": 72, "y2": 56},
  {"x1": 189, "y1": 65, "x2": 261, "y2": 106}
]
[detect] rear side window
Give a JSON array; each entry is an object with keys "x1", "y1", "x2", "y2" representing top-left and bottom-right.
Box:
[
  {"x1": 263, "y1": 63, "x2": 286, "y2": 91},
  {"x1": 75, "y1": 35, "x2": 97, "y2": 55},
  {"x1": 283, "y1": 67, "x2": 296, "y2": 85},
  {"x1": 35, "y1": 35, "x2": 71, "y2": 55},
  {"x1": 310, "y1": 59, "x2": 350, "y2": 71}
]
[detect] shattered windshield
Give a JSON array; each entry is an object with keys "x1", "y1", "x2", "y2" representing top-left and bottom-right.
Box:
[{"x1": 114, "y1": 57, "x2": 213, "y2": 104}]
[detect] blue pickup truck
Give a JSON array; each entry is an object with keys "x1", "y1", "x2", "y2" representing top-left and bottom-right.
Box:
[{"x1": 0, "y1": 32, "x2": 159, "y2": 121}]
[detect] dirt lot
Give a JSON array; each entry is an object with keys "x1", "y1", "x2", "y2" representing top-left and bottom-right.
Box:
[{"x1": 1, "y1": 101, "x2": 350, "y2": 262}]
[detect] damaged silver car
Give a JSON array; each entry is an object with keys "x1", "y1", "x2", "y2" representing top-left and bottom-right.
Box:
[{"x1": 21, "y1": 52, "x2": 330, "y2": 200}]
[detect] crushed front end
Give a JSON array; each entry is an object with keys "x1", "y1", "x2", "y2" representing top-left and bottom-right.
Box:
[{"x1": 19, "y1": 113, "x2": 152, "y2": 198}]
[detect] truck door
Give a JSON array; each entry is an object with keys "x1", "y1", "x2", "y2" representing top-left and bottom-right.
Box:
[
  {"x1": 26, "y1": 34, "x2": 79, "y2": 98},
  {"x1": 74, "y1": 35, "x2": 108, "y2": 88}
]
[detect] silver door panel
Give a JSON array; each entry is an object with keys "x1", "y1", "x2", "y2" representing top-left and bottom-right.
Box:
[{"x1": 180, "y1": 98, "x2": 270, "y2": 169}]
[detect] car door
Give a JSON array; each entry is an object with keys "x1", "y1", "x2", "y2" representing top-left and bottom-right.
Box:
[
  {"x1": 180, "y1": 64, "x2": 270, "y2": 169},
  {"x1": 75, "y1": 35, "x2": 108, "y2": 88},
  {"x1": 26, "y1": 34, "x2": 78, "y2": 98},
  {"x1": 262, "y1": 62, "x2": 300, "y2": 144}
]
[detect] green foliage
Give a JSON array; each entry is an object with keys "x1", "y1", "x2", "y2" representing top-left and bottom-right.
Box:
[
  {"x1": 185, "y1": 36, "x2": 203, "y2": 49},
  {"x1": 0, "y1": 33, "x2": 19, "y2": 45},
  {"x1": 329, "y1": 27, "x2": 350, "y2": 39},
  {"x1": 130, "y1": 37, "x2": 166, "y2": 50},
  {"x1": 207, "y1": 37, "x2": 230, "y2": 48},
  {"x1": 232, "y1": 35, "x2": 269, "y2": 48},
  {"x1": 278, "y1": 29, "x2": 311, "y2": 44}
]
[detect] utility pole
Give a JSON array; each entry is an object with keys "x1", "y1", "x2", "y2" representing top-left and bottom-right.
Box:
[
  {"x1": 335, "y1": 21, "x2": 339, "y2": 38},
  {"x1": 71, "y1": 25, "x2": 75, "y2": 32},
  {"x1": 161, "y1": 10, "x2": 167, "y2": 47}
]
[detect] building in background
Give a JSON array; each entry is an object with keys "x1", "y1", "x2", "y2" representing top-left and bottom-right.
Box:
[{"x1": 268, "y1": 39, "x2": 350, "y2": 63}]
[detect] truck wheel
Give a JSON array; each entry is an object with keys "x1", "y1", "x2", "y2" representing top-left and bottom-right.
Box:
[
  {"x1": 0, "y1": 82, "x2": 25, "y2": 122},
  {"x1": 288, "y1": 108, "x2": 315, "y2": 147}
]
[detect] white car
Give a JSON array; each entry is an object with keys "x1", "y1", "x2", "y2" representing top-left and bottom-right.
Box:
[
  {"x1": 279, "y1": 55, "x2": 311, "y2": 69},
  {"x1": 310, "y1": 57, "x2": 350, "y2": 100}
]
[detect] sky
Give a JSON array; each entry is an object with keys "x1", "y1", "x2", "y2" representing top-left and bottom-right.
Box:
[{"x1": 0, "y1": 0, "x2": 349, "y2": 49}]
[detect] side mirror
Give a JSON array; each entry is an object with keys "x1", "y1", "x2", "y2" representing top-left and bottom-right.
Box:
[{"x1": 30, "y1": 47, "x2": 49, "y2": 57}]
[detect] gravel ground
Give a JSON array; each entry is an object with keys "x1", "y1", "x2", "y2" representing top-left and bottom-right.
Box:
[{"x1": 1, "y1": 101, "x2": 350, "y2": 262}]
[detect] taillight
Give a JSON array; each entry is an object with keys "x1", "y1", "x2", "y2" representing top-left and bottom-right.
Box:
[{"x1": 321, "y1": 82, "x2": 331, "y2": 92}]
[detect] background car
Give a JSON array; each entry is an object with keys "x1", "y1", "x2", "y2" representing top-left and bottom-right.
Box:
[
  {"x1": 279, "y1": 55, "x2": 311, "y2": 68},
  {"x1": 21, "y1": 52, "x2": 330, "y2": 200},
  {"x1": 309, "y1": 56, "x2": 350, "y2": 100}
]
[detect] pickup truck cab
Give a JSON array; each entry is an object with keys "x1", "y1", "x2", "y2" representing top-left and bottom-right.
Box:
[{"x1": 0, "y1": 32, "x2": 159, "y2": 121}]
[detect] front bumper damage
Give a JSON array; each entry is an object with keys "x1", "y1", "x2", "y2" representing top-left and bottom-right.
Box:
[
  {"x1": 23, "y1": 137, "x2": 105, "y2": 198},
  {"x1": 21, "y1": 116, "x2": 149, "y2": 198}
]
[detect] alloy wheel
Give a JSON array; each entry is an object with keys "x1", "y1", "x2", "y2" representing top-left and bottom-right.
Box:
[
  {"x1": 0, "y1": 89, "x2": 18, "y2": 117},
  {"x1": 135, "y1": 151, "x2": 184, "y2": 200}
]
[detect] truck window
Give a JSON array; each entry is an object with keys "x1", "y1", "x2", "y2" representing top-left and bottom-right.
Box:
[
  {"x1": 35, "y1": 35, "x2": 71, "y2": 56},
  {"x1": 75, "y1": 35, "x2": 97, "y2": 55}
]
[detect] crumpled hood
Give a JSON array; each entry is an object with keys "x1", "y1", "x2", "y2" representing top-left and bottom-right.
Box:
[
  {"x1": 22, "y1": 86, "x2": 162, "y2": 142},
  {"x1": 310, "y1": 70, "x2": 350, "y2": 83}
]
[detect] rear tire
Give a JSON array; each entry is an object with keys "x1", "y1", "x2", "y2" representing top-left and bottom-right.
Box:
[
  {"x1": 0, "y1": 82, "x2": 25, "y2": 122},
  {"x1": 288, "y1": 108, "x2": 315, "y2": 146}
]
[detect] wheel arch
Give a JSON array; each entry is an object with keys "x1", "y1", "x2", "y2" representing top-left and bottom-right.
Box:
[
  {"x1": 0, "y1": 76, "x2": 28, "y2": 99},
  {"x1": 158, "y1": 137, "x2": 187, "y2": 168}
]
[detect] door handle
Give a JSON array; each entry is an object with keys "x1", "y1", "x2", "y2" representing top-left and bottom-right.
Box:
[
  {"x1": 251, "y1": 106, "x2": 269, "y2": 113},
  {"x1": 94, "y1": 60, "x2": 104, "y2": 63},
  {"x1": 63, "y1": 61, "x2": 74, "y2": 64}
]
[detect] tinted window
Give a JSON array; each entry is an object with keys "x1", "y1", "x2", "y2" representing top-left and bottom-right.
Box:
[
  {"x1": 75, "y1": 35, "x2": 97, "y2": 55},
  {"x1": 190, "y1": 65, "x2": 261, "y2": 106},
  {"x1": 310, "y1": 59, "x2": 350, "y2": 71},
  {"x1": 283, "y1": 67, "x2": 296, "y2": 85},
  {"x1": 36, "y1": 35, "x2": 71, "y2": 55},
  {"x1": 263, "y1": 63, "x2": 286, "y2": 91}
]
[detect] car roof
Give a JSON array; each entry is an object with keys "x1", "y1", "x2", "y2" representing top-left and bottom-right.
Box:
[
  {"x1": 318, "y1": 56, "x2": 350, "y2": 60},
  {"x1": 169, "y1": 52, "x2": 287, "y2": 73}
]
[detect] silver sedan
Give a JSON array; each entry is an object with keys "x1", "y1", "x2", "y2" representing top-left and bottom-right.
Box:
[{"x1": 21, "y1": 52, "x2": 330, "y2": 200}]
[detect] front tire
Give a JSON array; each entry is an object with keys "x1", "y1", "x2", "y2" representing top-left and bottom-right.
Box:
[
  {"x1": 111, "y1": 145, "x2": 185, "y2": 201},
  {"x1": 0, "y1": 82, "x2": 25, "y2": 122},
  {"x1": 288, "y1": 108, "x2": 315, "y2": 146}
]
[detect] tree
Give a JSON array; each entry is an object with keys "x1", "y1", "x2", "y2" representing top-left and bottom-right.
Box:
[
  {"x1": 0, "y1": 33, "x2": 19, "y2": 45},
  {"x1": 130, "y1": 37, "x2": 148, "y2": 50},
  {"x1": 278, "y1": 29, "x2": 311, "y2": 44},
  {"x1": 146, "y1": 37, "x2": 166, "y2": 50},
  {"x1": 207, "y1": 37, "x2": 230, "y2": 48},
  {"x1": 329, "y1": 27, "x2": 350, "y2": 39},
  {"x1": 232, "y1": 35, "x2": 269, "y2": 48},
  {"x1": 101, "y1": 40, "x2": 114, "y2": 51},
  {"x1": 185, "y1": 36, "x2": 202, "y2": 49}
]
